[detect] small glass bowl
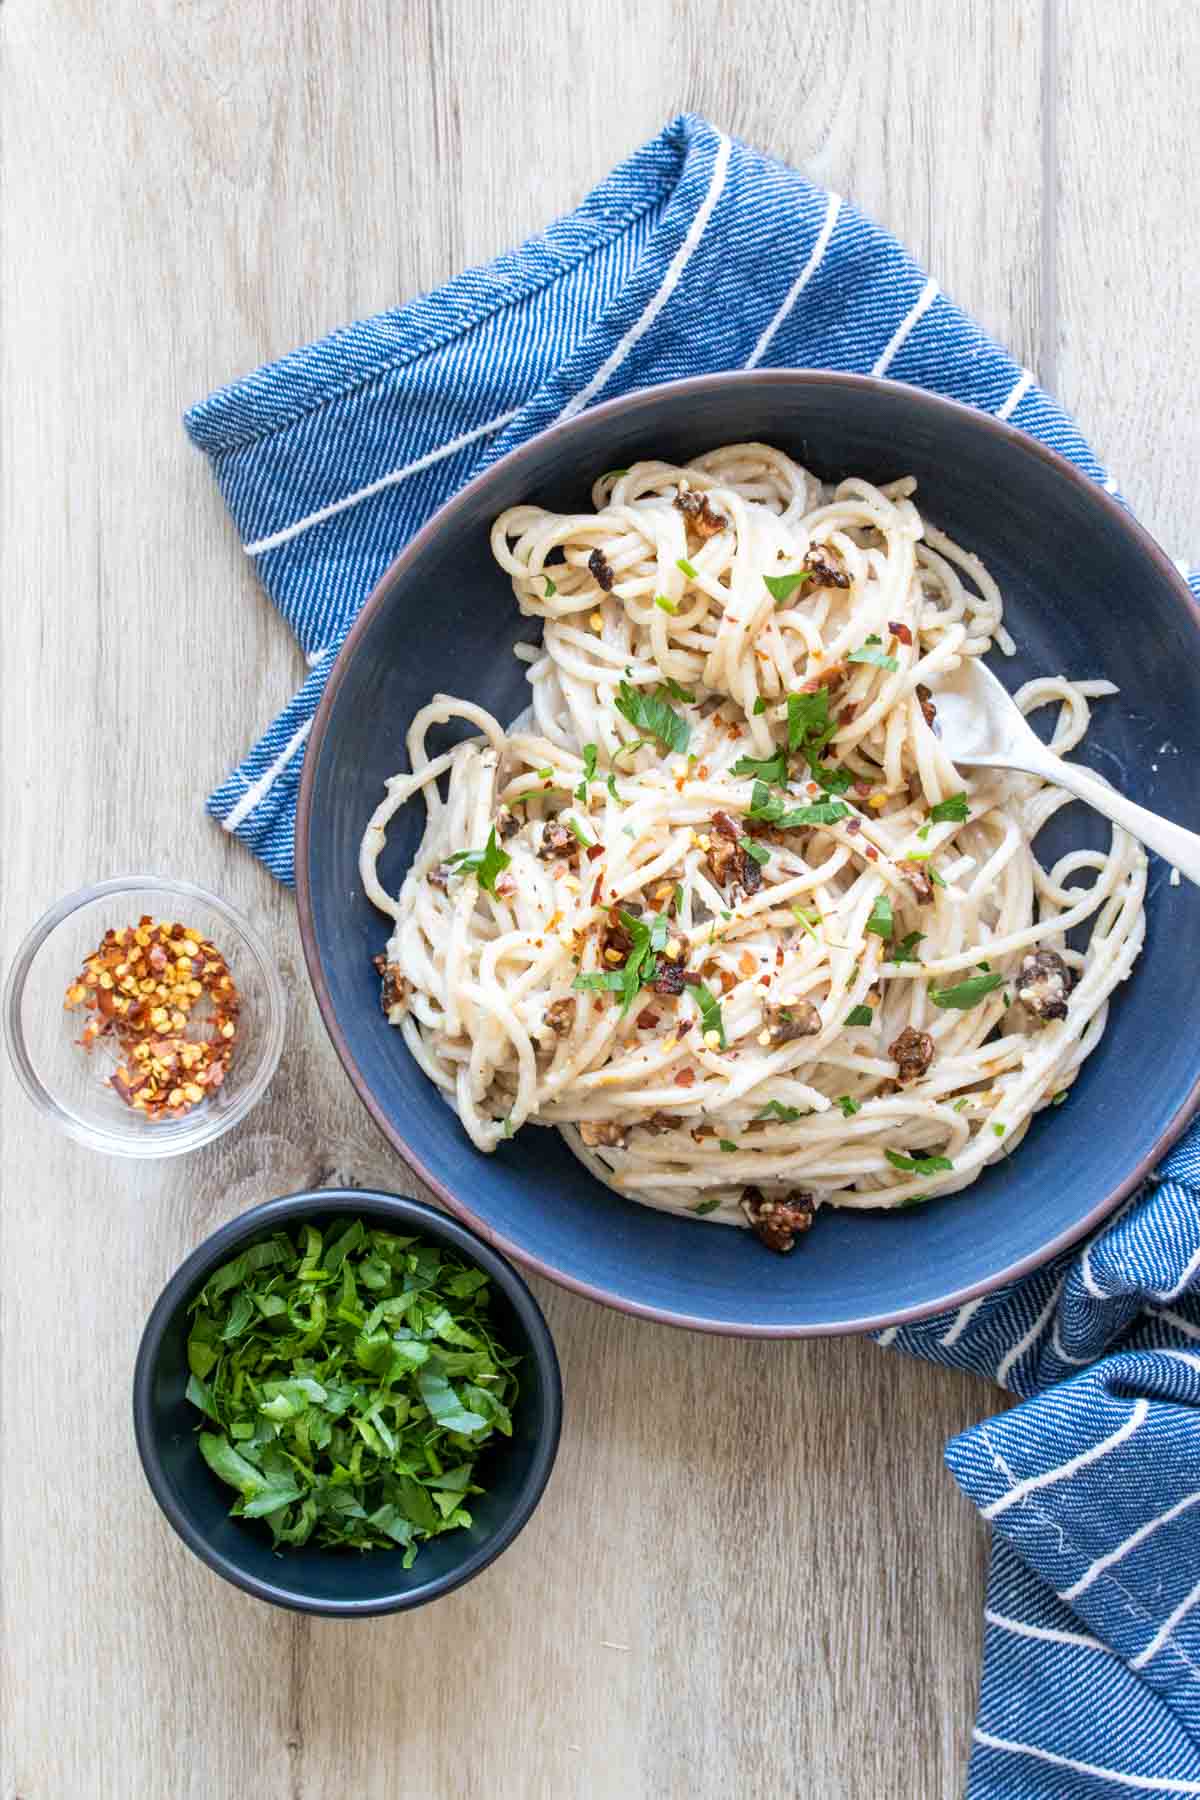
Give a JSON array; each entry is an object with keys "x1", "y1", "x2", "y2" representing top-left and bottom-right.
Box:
[{"x1": 3, "y1": 876, "x2": 286, "y2": 1158}]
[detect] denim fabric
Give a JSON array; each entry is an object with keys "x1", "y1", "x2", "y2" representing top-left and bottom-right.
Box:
[{"x1": 188, "y1": 115, "x2": 1200, "y2": 1795}]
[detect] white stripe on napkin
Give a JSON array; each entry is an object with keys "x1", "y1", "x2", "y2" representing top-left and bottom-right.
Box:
[
  {"x1": 223, "y1": 717, "x2": 312, "y2": 832},
  {"x1": 242, "y1": 408, "x2": 522, "y2": 556},
  {"x1": 872, "y1": 276, "x2": 939, "y2": 377},
  {"x1": 996, "y1": 368, "x2": 1034, "y2": 420},
  {"x1": 981, "y1": 1399, "x2": 1149, "y2": 1520},
  {"x1": 554, "y1": 135, "x2": 732, "y2": 426},
  {"x1": 746, "y1": 192, "x2": 841, "y2": 369},
  {"x1": 984, "y1": 1609, "x2": 1112, "y2": 1654},
  {"x1": 1061, "y1": 1485, "x2": 1200, "y2": 1602},
  {"x1": 1131, "y1": 1573, "x2": 1200, "y2": 1670},
  {"x1": 972, "y1": 1729, "x2": 1200, "y2": 1794}
]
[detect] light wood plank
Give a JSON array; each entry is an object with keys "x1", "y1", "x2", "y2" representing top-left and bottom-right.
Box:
[
  {"x1": 0, "y1": 3, "x2": 1102, "y2": 1796},
  {"x1": 1055, "y1": 0, "x2": 1200, "y2": 554}
]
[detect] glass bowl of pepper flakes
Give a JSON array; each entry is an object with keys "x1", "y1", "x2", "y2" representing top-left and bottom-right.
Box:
[{"x1": 2, "y1": 876, "x2": 286, "y2": 1157}]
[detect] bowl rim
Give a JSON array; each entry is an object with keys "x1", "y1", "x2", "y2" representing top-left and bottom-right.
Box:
[
  {"x1": 2, "y1": 873, "x2": 287, "y2": 1159},
  {"x1": 132, "y1": 1187, "x2": 563, "y2": 1617},
  {"x1": 295, "y1": 368, "x2": 1200, "y2": 1338}
]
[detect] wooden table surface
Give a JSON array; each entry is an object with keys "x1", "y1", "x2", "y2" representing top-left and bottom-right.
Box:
[{"x1": 3, "y1": 4, "x2": 1197, "y2": 1795}]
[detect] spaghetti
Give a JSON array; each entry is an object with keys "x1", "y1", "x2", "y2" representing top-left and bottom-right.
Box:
[{"x1": 360, "y1": 446, "x2": 1146, "y2": 1249}]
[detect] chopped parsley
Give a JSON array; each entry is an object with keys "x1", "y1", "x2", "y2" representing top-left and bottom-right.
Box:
[
  {"x1": 543, "y1": 577, "x2": 557, "y2": 598},
  {"x1": 1052, "y1": 1090, "x2": 1069, "y2": 1107},
  {"x1": 890, "y1": 930, "x2": 925, "y2": 964},
  {"x1": 739, "y1": 836, "x2": 770, "y2": 866},
  {"x1": 692, "y1": 1198, "x2": 722, "y2": 1215},
  {"x1": 185, "y1": 1221, "x2": 519, "y2": 1558},
  {"x1": 756, "y1": 1101, "x2": 805, "y2": 1122},
  {"x1": 654, "y1": 594, "x2": 678, "y2": 614},
  {"x1": 676, "y1": 557, "x2": 698, "y2": 580},
  {"x1": 747, "y1": 781, "x2": 848, "y2": 827},
  {"x1": 733, "y1": 746, "x2": 791, "y2": 788},
  {"x1": 601, "y1": 468, "x2": 629, "y2": 481},
  {"x1": 752, "y1": 696, "x2": 768, "y2": 715},
  {"x1": 930, "y1": 972, "x2": 1005, "y2": 1010},
  {"x1": 445, "y1": 828, "x2": 511, "y2": 896},
  {"x1": 614, "y1": 680, "x2": 691, "y2": 755},
  {"x1": 917, "y1": 822, "x2": 931, "y2": 841},
  {"x1": 952, "y1": 1098, "x2": 971, "y2": 1113},
  {"x1": 660, "y1": 676, "x2": 696, "y2": 705},
  {"x1": 575, "y1": 743, "x2": 598, "y2": 802},
  {"x1": 606, "y1": 773, "x2": 624, "y2": 804},
  {"x1": 886, "y1": 1149, "x2": 954, "y2": 1175},
  {"x1": 692, "y1": 982, "x2": 726, "y2": 1047},
  {"x1": 992, "y1": 1123, "x2": 1007, "y2": 1138},
  {"x1": 930, "y1": 792, "x2": 969, "y2": 824},
  {"x1": 564, "y1": 815, "x2": 593, "y2": 847},
  {"x1": 614, "y1": 737, "x2": 650, "y2": 763},
  {"x1": 865, "y1": 895, "x2": 893, "y2": 938},
  {"x1": 791, "y1": 905, "x2": 821, "y2": 943},
  {"x1": 845, "y1": 1004, "x2": 874, "y2": 1027},
  {"x1": 572, "y1": 910, "x2": 667, "y2": 1015},
  {"x1": 763, "y1": 568, "x2": 813, "y2": 605},
  {"x1": 835, "y1": 1095, "x2": 861, "y2": 1117},
  {"x1": 536, "y1": 765, "x2": 554, "y2": 779},
  {"x1": 718, "y1": 1140, "x2": 738, "y2": 1153},
  {"x1": 786, "y1": 688, "x2": 832, "y2": 751},
  {"x1": 848, "y1": 645, "x2": 900, "y2": 671}
]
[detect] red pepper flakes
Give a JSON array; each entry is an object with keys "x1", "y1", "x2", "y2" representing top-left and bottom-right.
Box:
[{"x1": 64, "y1": 916, "x2": 240, "y2": 1122}]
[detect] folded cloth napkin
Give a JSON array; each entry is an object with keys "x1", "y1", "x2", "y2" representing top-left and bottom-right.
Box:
[{"x1": 188, "y1": 115, "x2": 1200, "y2": 1796}]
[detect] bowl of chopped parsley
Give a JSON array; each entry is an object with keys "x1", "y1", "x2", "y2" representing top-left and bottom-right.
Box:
[{"x1": 133, "y1": 1189, "x2": 561, "y2": 1615}]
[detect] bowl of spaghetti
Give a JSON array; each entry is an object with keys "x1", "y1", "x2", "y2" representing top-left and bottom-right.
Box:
[{"x1": 296, "y1": 372, "x2": 1200, "y2": 1334}]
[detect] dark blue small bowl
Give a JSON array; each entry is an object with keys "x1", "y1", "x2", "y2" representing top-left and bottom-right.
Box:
[
  {"x1": 133, "y1": 1190, "x2": 562, "y2": 1615},
  {"x1": 296, "y1": 371, "x2": 1200, "y2": 1336}
]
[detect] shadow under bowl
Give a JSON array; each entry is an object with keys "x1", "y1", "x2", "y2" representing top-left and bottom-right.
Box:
[{"x1": 133, "y1": 1189, "x2": 562, "y2": 1615}]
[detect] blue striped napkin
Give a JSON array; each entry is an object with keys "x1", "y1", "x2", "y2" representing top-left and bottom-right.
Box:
[{"x1": 188, "y1": 115, "x2": 1200, "y2": 1796}]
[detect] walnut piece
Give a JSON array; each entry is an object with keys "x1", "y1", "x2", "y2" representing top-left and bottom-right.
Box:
[
  {"x1": 537, "y1": 820, "x2": 581, "y2": 864},
  {"x1": 372, "y1": 955, "x2": 412, "y2": 1022},
  {"x1": 578, "y1": 1119, "x2": 628, "y2": 1150},
  {"x1": 588, "y1": 547, "x2": 615, "y2": 591},
  {"x1": 674, "y1": 487, "x2": 727, "y2": 538},
  {"x1": 741, "y1": 1185, "x2": 816, "y2": 1254},
  {"x1": 762, "y1": 1000, "x2": 821, "y2": 1043},
  {"x1": 889, "y1": 1025, "x2": 935, "y2": 1083},
  {"x1": 1016, "y1": 948, "x2": 1072, "y2": 1022},
  {"x1": 897, "y1": 859, "x2": 935, "y2": 904},
  {"x1": 802, "y1": 548, "x2": 851, "y2": 590}
]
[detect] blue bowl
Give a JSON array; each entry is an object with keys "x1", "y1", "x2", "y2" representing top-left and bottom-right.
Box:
[
  {"x1": 296, "y1": 372, "x2": 1200, "y2": 1335},
  {"x1": 133, "y1": 1190, "x2": 562, "y2": 1614}
]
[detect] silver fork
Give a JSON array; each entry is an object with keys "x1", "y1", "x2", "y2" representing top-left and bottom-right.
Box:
[{"x1": 925, "y1": 658, "x2": 1200, "y2": 889}]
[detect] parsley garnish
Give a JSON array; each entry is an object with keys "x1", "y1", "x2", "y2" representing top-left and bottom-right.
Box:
[
  {"x1": 763, "y1": 568, "x2": 813, "y2": 605},
  {"x1": 845, "y1": 1004, "x2": 874, "y2": 1027},
  {"x1": 614, "y1": 737, "x2": 650, "y2": 763},
  {"x1": 445, "y1": 828, "x2": 511, "y2": 896},
  {"x1": 930, "y1": 792, "x2": 969, "y2": 824},
  {"x1": 786, "y1": 688, "x2": 832, "y2": 751},
  {"x1": 952, "y1": 1098, "x2": 971, "y2": 1113},
  {"x1": 848, "y1": 645, "x2": 900, "y2": 671},
  {"x1": 1052, "y1": 1090, "x2": 1068, "y2": 1106},
  {"x1": 185, "y1": 1221, "x2": 518, "y2": 1558},
  {"x1": 886, "y1": 1149, "x2": 954, "y2": 1175},
  {"x1": 654, "y1": 594, "x2": 678, "y2": 614},
  {"x1": 866, "y1": 895, "x2": 893, "y2": 938},
  {"x1": 573, "y1": 911, "x2": 667, "y2": 1015},
  {"x1": 746, "y1": 781, "x2": 849, "y2": 827},
  {"x1": 536, "y1": 765, "x2": 554, "y2": 779},
  {"x1": 614, "y1": 680, "x2": 691, "y2": 754},
  {"x1": 739, "y1": 836, "x2": 770, "y2": 866},
  {"x1": 890, "y1": 930, "x2": 925, "y2": 964},
  {"x1": 606, "y1": 773, "x2": 624, "y2": 804},
  {"x1": 836, "y1": 1095, "x2": 861, "y2": 1117},
  {"x1": 733, "y1": 746, "x2": 790, "y2": 787},
  {"x1": 692, "y1": 982, "x2": 726, "y2": 1047},
  {"x1": 992, "y1": 1123, "x2": 1007, "y2": 1138},
  {"x1": 756, "y1": 1101, "x2": 805, "y2": 1122},
  {"x1": 543, "y1": 577, "x2": 557, "y2": 598},
  {"x1": 676, "y1": 557, "x2": 698, "y2": 580},
  {"x1": 752, "y1": 696, "x2": 768, "y2": 715},
  {"x1": 575, "y1": 743, "x2": 598, "y2": 802},
  {"x1": 660, "y1": 676, "x2": 696, "y2": 705},
  {"x1": 718, "y1": 1140, "x2": 738, "y2": 1153},
  {"x1": 564, "y1": 815, "x2": 593, "y2": 847},
  {"x1": 917, "y1": 822, "x2": 931, "y2": 841},
  {"x1": 930, "y1": 972, "x2": 1005, "y2": 1010},
  {"x1": 692, "y1": 1198, "x2": 722, "y2": 1215},
  {"x1": 601, "y1": 468, "x2": 629, "y2": 481}
]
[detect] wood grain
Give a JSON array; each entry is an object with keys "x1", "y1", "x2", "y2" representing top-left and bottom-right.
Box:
[{"x1": 1, "y1": 3, "x2": 1194, "y2": 1796}]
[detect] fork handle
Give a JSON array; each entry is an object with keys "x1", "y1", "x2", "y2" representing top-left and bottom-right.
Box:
[{"x1": 1024, "y1": 749, "x2": 1200, "y2": 889}]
